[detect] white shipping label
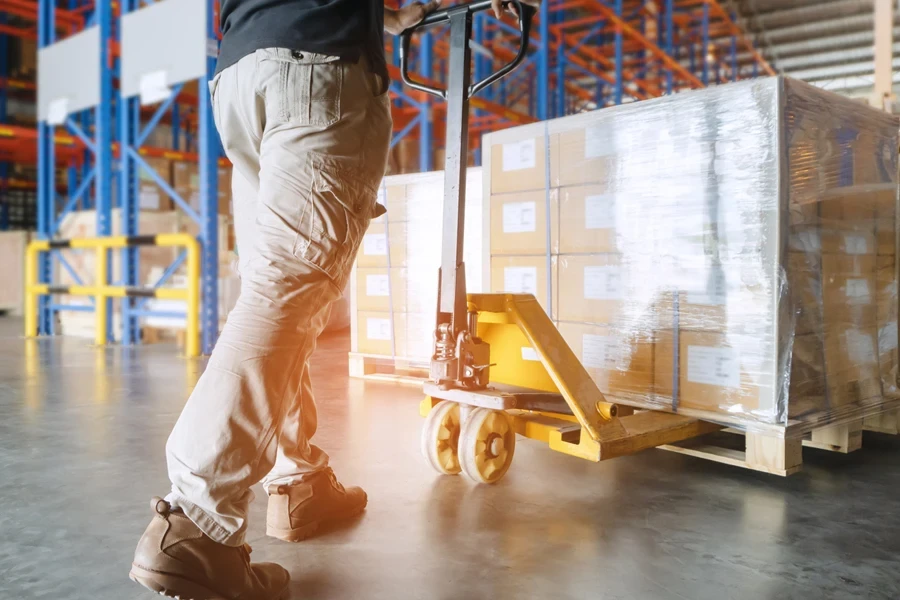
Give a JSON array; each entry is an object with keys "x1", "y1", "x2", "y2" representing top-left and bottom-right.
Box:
[
  {"x1": 845, "y1": 279, "x2": 871, "y2": 303},
  {"x1": 366, "y1": 274, "x2": 390, "y2": 297},
  {"x1": 363, "y1": 233, "x2": 388, "y2": 256},
  {"x1": 584, "y1": 194, "x2": 616, "y2": 230},
  {"x1": 585, "y1": 125, "x2": 611, "y2": 159},
  {"x1": 582, "y1": 334, "x2": 618, "y2": 370},
  {"x1": 584, "y1": 266, "x2": 623, "y2": 300},
  {"x1": 366, "y1": 318, "x2": 392, "y2": 341},
  {"x1": 687, "y1": 345, "x2": 741, "y2": 389},
  {"x1": 502, "y1": 138, "x2": 536, "y2": 172},
  {"x1": 502, "y1": 201, "x2": 537, "y2": 233},
  {"x1": 686, "y1": 271, "x2": 728, "y2": 306},
  {"x1": 844, "y1": 234, "x2": 869, "y2": 255},
  {"x1": 521, "y1": 347, "x2": 540, "y2": 362},
  {"x1": 846, "y1": 329, "x2": 877, "y2": 365},
  {"x1": 504, "y1": 267, "x2": 538, "y2": 295},
  {"x1": 879, "y1": 322, "x2": 899, "y2": 354},
  {"x1": 139, "y1": 190, "x2": 161, "y2": 210}
]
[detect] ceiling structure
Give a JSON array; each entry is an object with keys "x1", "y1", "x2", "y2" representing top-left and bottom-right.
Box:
[{"x1": 730, "y1": 0, "x2": 896, "y2": 97}]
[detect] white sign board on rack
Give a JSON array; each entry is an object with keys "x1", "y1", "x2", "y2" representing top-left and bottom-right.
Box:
[
  {"x1": 121, "y1": 0, "x2": 210, "y2": 105},
  {"x1": 37, "y1": 27, "x2": 102, "y2": 125}
]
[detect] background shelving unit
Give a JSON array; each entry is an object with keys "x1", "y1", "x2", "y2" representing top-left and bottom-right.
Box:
[{"x1": 0, "y1": 0, "x2": 770, "y2": 353}]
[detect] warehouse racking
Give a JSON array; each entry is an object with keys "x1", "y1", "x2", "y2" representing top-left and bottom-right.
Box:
[{"x1": 0, "y1": 0, "x2": 770, "y2": 354}]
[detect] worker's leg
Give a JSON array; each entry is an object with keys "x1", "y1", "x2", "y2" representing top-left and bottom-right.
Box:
[
  {"x1": 163, "y1": 49, "x2": 392, "y2": 547},
  {"x1": 262, "y1": 302, "x2": 333, "y2": 492}
]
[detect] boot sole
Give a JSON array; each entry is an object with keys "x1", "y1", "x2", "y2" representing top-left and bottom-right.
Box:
[
  {"x1": 129, "y1": 564, "x2": 289, "y2": 600},
  {"x1": 266, "y1": 500, "x2": 367, "y2": 543}
]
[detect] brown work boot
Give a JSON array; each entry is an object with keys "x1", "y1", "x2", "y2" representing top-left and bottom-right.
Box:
[
  {"x1": 266, "y1": 468, "x2": 367, "y2": 542},
  {"x1": 129, "y1": 497, "x2": 290, "y2": 600}
]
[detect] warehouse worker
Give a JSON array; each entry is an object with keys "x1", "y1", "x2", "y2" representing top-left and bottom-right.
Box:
[{"x1": 130, "y1": 0, "x2": 539, "y2": 598}]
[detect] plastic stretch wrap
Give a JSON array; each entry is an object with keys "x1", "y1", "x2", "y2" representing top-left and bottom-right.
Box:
[
  {"x1": 485, "y1": 76, "x2": 899, "y2": 428},
  {"x1": 352, "y1": 168, "x2": 485, "y2": 361}
]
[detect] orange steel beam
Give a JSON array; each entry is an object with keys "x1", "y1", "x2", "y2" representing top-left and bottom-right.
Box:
[
  {"x1": 584, "y1": 0, "x2": 704, "y2": 88},
  {"x1": 0, "y1": 77, "x2": 37, "y2": 91},
  {"x1": 0, "y1": 23, "x2": 37, "y2": 40},
  {"x1": 2, "y1": 0, "x2": 83, "y2": 28}
]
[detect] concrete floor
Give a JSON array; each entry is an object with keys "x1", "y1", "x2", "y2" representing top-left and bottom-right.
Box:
[{"x1": 1, "y1": 317, "x2": 899, "y2": 600}]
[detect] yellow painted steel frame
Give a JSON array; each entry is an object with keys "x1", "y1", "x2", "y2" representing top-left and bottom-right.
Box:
[
  {"x1": 24, "y1": 234, "x2": 202, "y2": 357},
  {"x1": 422, "y1": 293, "x2": 719, "y2": 463}
]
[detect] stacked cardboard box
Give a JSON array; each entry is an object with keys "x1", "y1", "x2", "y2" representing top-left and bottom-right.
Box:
[
  {"x1": 352, "y1": 169, "x2": 485, "y2": 362},
  {"x1": 171, "y1": 162, "x2": 233, "y2": 215},
  {"x1": 484, "y1": 76, "x2": 899, "y2": 428}
]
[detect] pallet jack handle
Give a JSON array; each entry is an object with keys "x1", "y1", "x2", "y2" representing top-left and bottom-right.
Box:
[
  {"x1": 399, "y1": 1, "x2": 535, "y2": 100},
  {"x1": 399, "y1": 1, "x2": 536, "y2": 388}
]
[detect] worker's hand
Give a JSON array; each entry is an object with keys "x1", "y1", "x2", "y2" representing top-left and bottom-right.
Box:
[
  {"x1": 491, "y1": 0, "x2": 541, "y2": 19},
  {"x1": 385, "y1": 1, "x2": 442, "y2": 35}
]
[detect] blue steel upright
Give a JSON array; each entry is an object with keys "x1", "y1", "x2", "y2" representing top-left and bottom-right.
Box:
[
  {"x1": 199, "y1": 2, "x2": 220, "y2": 354},
  {"x1": 36, "y1": 0, "x2": 55, "y2": 334}
]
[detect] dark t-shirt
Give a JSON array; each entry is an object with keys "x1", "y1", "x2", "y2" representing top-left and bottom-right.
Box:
[{"x1": 216, "y1": 0, "x2": 387, "y2": 81}]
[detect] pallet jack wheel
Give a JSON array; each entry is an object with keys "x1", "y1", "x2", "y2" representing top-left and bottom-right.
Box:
[
  {"x1": 458, "y1": 408, "x2": 516, "y2": 484},
  {"x1": 421, "y1": 400, "x2": 462, "y2": 475}
]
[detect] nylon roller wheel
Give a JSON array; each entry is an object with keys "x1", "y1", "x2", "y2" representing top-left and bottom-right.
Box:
[
  {"x1": 421, "y1": 400, "x2": 462, "y2": 475},
  {"x1": 458, "y1": 408, "x2": 516, "y2": 484}
]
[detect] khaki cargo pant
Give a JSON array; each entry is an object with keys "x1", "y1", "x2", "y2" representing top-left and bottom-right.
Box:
[{"x1": 164, "y1": 48, "x2": 392, "y2": 546}]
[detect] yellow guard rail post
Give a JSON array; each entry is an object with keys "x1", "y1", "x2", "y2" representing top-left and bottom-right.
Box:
[{"x1": 24, "y1": 234, "x2": 201, "y2": 357}]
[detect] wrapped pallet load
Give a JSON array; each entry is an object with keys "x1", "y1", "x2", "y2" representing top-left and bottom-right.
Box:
[
  {"x1": 484, "y1": 76, "x2": 898, "y2": 430},
  {"x1": 350, "y1": 169, "x2": 485, "y2": 369}
]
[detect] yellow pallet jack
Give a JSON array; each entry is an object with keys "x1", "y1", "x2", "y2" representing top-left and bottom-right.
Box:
[{"x1": 400, "y1": 1, "x2": 718, "y2": 484}]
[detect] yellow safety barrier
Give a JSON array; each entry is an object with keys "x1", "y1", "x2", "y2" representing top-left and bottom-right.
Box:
[{"x1": 24, "y1": 234, "x2": 201, "y2": 357}]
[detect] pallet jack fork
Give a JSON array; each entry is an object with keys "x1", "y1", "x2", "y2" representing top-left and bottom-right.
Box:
[{"x1": 401, "y1": 1, "x2": 719, "y2": 484}]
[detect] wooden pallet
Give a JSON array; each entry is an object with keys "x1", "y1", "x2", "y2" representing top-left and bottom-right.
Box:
[
  {"x1": 863, "y1": 408, "x2": 900, "y2": 435},
  {"x1": 659, "y1": 419, "x2": 870, "y2": 476},
  {"x1": 142, "y1": 326, "x2": 186, "y2": 348},
  {"x1": 348, "y1": 352, "x2": 429, "y2": 385}
]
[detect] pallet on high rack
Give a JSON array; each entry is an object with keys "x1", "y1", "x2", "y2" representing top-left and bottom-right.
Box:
[{"x1": 480, "y1": 76, "x2": 900, "y2": 476}]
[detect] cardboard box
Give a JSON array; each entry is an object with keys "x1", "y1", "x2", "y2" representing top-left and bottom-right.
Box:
[
  {"x1": 490, "y1": 255, "x2": 558, "y2": 318},
  {"x1": 354, "y1": 267, "x2": 437, "y2": 314},
  {"x1": 355, "y1": 311, "x2": 407, "y2": 356},
  {"x1": 789, "y1": 333, "x2": 827, "y2": 418},
  {"x1": 557, "y1": 254, "x2": 668, "y2": 327},
  {"x1": 874, "y1": 188, "x2": 896, "y2": 256},
  {"x1": 172, "y1": 162, "x2": 200, "y2": 211},
  {"x1": 654, "y1": 330, "x2": 774, "y2": 415},
  {"x1": 354, "y1": 311, "x2": 433, "y2": 360},
  {"x1": 356, "y1": 222, "x2": 410, "y2": 268},
  {"x1": 558, "y1": 322, "x2": 654, "y2": 401},
  {"x1": 490, "y1": 134, "x2": 559, "y2": 194},
  {"x1": 218, "y1": 166, "x2": 232, "y2": 215},
  {"x1": 789, "y1": 252, "x2": 823, "y2": 336},
  {"x1": 559, "y1": 184, "x2": 618, "y2": 254},
  {"x1": 823, "y1": 325, "x2": 882, "y2": 407},
  {"x1": 673, "y1": 265, "x2": 774, "y2": 333},
  {"x1": 558, "y1": 127, "x2": 613, "y2": 187},
  {"x1": 356, "y1": 268, "x2": 407, "y2": 313},
  {"x1": 878, "y1": 320, "x2": 898, "y2": 396},
  {"x1": 821, "y1": 253, "x2": 877, "y2": 327},
  {"x1": 139, "y1": 157, "x2": 172, "y2": 211},
  {"x1": 490, "y1": 189, "x2": 558, "y2": 256},
  {"x1": 373, "y1": 183, "x2": 408, "y2": 224},
  {"x1": 876, "y1": 255, "x2": 896, "y2": 325}
]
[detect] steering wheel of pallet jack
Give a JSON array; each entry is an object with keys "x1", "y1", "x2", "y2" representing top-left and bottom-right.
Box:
[
  {"x1": 422, "y1": 400, "x2": 463, "y2": 475},
  {"x1": 458, "y1": 408, "x2": 516, "y2": 484}
]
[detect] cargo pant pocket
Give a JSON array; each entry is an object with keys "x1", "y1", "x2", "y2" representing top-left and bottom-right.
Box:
[{"x1": 293, "y1": 163, "x2": 376, "y2": 289}]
